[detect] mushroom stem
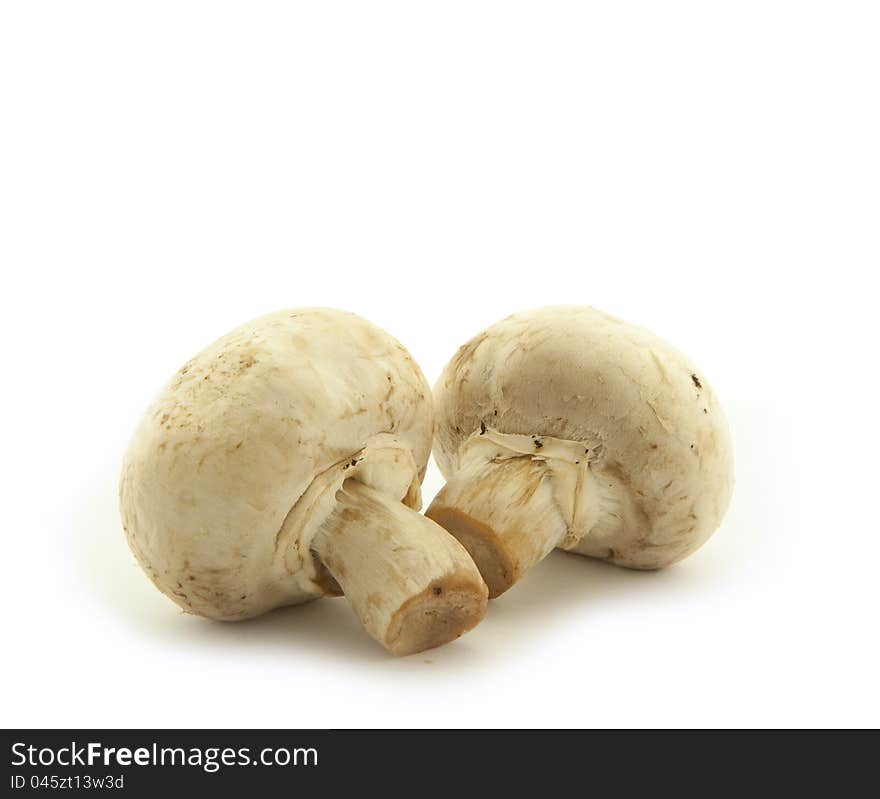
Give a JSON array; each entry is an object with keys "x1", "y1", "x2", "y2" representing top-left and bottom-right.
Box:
[
  {"x1": 311, "y1": 480, "x2": 488, "y2": 656},
  {"x1": 426, "y1": 457, "x2": 571, "y2": 598}
]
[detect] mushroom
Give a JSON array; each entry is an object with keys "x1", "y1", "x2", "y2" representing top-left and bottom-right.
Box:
[
  {"x1": 120, "y1": 308, "x2": 488, "y2": 655},
  {"x1": 426, "y1": 306, "x2": 735, "y2": 597}
]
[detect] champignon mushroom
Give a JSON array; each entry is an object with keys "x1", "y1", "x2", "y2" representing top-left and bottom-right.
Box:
[
  {"x1": 120, "y1": 309, "x2": 488, "y2": 655},
  {"x1": 426, "y1": 306, "x2": 735, "y2": 597}
]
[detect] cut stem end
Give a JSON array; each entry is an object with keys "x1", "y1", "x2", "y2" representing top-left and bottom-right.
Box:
[
  {"x1": 387, "y1": 572, "x2": 488, "y2": 656},
  {"x1": 423, "y1": 506, "x2": 516, "y2": 598}
]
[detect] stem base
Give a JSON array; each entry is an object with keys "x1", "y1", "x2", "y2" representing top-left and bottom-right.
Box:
[
  {"x1": 313, "y1": 480, "x2": 488, "y2": 654},
  {"x1": 426, "y1": 457, "x2": 569, "y2": 598}
]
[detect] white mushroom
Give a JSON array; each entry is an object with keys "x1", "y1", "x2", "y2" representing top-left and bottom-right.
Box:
[
  {"x1": 120, "y1": 309, "x2": 488, "y2": 655},
  {"x1": 427, "y1": 306, "x2": 735, "y2": 597}
]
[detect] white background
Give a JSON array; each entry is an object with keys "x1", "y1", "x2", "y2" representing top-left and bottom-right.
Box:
[{"x1": 2, "y1": 2, "x2": 878, "y2": 728}]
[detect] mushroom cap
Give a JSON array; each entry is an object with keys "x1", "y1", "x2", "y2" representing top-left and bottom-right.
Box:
[
  {"x1": 433, "y1": 306, "x2": 734, "y2": 568},
  {"x1": 120, "y1": 308, "x2": 433, "y2": 619}
]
